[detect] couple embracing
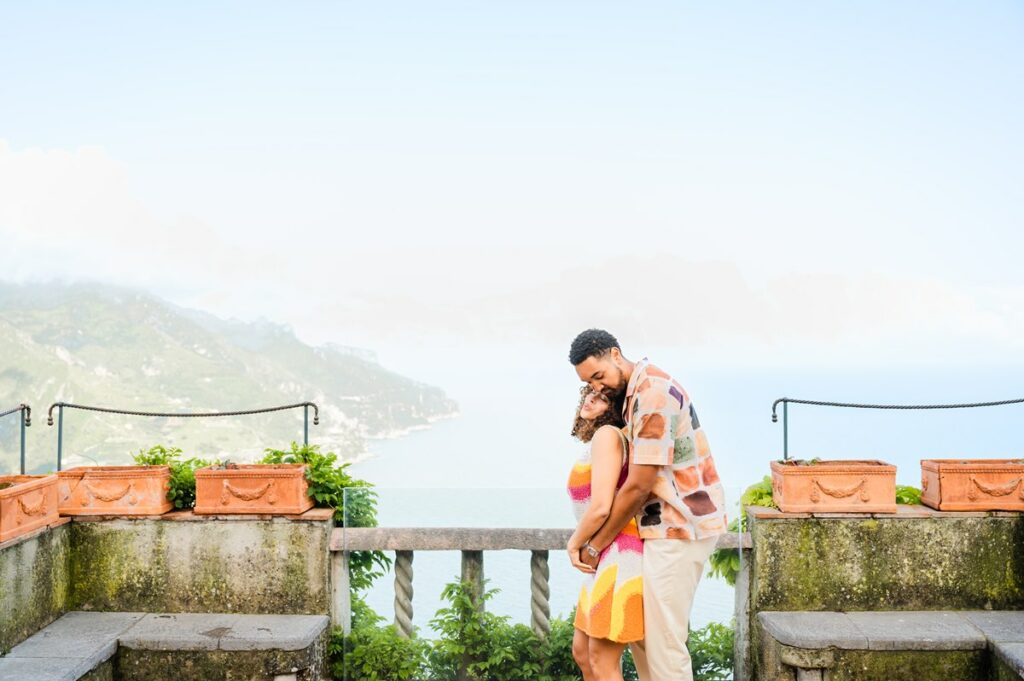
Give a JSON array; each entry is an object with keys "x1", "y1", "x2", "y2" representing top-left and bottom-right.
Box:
[{"x1": 565, "y1": 329, "x2": 728, "y2": 681}]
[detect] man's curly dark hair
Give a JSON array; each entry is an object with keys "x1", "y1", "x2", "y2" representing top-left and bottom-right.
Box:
[{"x1": 568, "y1": 328, "x2": 620, "y2": 366}]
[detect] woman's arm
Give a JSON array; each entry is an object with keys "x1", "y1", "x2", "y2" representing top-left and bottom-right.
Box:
[{"x1": 567, "y1": 425, "x2": 624, "y2": 558}]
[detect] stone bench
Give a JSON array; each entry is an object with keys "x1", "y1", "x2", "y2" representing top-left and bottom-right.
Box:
[
  {"x1": 757, "y1": 611, "x2": 1024, "y2": 680},
  {"x1": 0, "y1": 611, "x2": 330, "y2": 681}
]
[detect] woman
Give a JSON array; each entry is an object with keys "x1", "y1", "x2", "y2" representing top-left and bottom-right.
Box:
[{"x1": 566, "y1": 386, "x2": 644, "y2": 681}]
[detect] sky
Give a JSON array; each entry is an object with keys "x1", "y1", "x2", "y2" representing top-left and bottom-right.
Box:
[{"x1": 0, "y1": 1, "x2": 1022, "y2": 368}]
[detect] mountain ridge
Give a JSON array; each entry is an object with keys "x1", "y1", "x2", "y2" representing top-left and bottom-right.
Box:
[{"x1": 0, "y1": 281, "x2": 457, "y2": 473}]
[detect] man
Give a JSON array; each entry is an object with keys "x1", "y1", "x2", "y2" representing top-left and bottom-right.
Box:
[{"x1": 567, "y1": 328, "x2": 728, "y2": 681}]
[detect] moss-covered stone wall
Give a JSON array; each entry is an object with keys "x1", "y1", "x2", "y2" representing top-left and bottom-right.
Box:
[
  {"x1": 750, "y1": 512, "x2": 1024, "y2": 612},
  {"x1": 69, "y1": 516, "x2": 332, "y2": 615},
  {"x1": 0, "y1": 522, "x2": 71, "y2": 653},
  {"x1": 744, "y1": 508, "x2": 1024, "y2": 680}
]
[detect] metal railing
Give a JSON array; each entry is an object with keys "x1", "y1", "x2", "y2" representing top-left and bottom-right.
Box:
[
  {"x1": 45, "y1": 401, "x2": 319, "y2": 470},
  {"x1": 0, "y1": 403, "x2": 32, "y2": 474},
  {"x1": 771, "y1": 396, "x2": 1024, "y2": 460},
  {"x1": 329, "y1": 527, "x2": 750, "y2": 638}
]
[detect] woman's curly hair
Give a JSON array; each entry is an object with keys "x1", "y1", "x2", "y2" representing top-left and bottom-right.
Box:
[{"x1": 571, "y1": 385, "x2": 626, "y2": 443}]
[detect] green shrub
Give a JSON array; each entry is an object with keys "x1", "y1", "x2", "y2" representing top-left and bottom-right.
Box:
[
  {"x1": 708, "y1": 475, "x2": 771, "y2": 586},
  {"x1": 689, "y1": 621, "x2": 734, "y2": 681},
  {"x1": 330, "y1": 624, "x2": 431, "y2": 681},
  {"x1": 538, "y1": 614, "x2": 582, "y2": 681},
  {"x1": 131, "y1": 445, "x2": 214, "y2": 509},
  {"x1": 260, "y1": 442, "x2": 389, "y2": 591},
  {"x1": 330, "y1": 583, "x2": 734, "y2": 681},
  {"x1": 429, "y1": 580, "x2": 512, "y2": 680}
]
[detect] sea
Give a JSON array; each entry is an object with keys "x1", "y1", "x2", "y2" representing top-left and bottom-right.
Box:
[{"x1": 347, "y1": 343, "x2": 1024, "y2": 635}]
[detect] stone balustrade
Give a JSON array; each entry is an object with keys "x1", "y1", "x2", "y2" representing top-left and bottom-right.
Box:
[{"x1": 329, "y1": 527, "x2": 750, "y2": 638}]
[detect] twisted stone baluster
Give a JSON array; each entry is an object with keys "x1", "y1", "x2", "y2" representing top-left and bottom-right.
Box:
[
  {"x1": 530, "y1": 550, "x2": 551, "y2": 637},
  {"x1": 393, "y1": 550, "x2": 414, "y2": 638}
]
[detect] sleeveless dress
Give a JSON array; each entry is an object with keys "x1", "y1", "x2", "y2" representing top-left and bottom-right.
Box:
[{"x1": 566, "y1": 427, "x2": 644, "y2": 643}]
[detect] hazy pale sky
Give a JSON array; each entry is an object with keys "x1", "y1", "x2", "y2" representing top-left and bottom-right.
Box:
[{"x1": 1, "y1": 2, "x2": 1022, "y2": 366}]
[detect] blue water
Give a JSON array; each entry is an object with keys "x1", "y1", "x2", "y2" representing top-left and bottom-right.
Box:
[{"x1": 348, "y1": 344, "x2": 1024, "y2": 634}]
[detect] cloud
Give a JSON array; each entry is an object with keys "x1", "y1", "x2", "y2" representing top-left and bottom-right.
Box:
[
  {"x1": 0, "y1": 140, "x2": 271, "y2": 294},
  {"x1": 311, "y1": 257, "x2": 1024, "y2": 367},
  {"x1": 1, "y1": 140, "x2": 1020, "y2": 369}
]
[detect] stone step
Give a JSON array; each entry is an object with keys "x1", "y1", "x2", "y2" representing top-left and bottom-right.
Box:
[
  {"x1": 0, "y1": 611, "x2": 143, "y2": 681},
  {"x1": 0, "y1": 612, "x2": 330, "y2": 681},
  {"x1": 757, "y1": 610, "x2": 1024, "y2": 680},
  {"x1": 117, "y1": 613, "x2": 330, "y2": 681}
]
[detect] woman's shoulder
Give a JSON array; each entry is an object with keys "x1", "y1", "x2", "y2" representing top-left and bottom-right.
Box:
[{"x1": 591, "y1": 424, "x2": 625, "y2": 448}]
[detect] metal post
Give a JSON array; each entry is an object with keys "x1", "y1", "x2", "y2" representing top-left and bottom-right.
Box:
[
  {"x1": 303, "y1": 405, "x2": 309, "y2": 446},
  {"x1": 783, "y1": 400, "x2": 789, "y2": 461},
  {"x1": 19, "y1": 410, "x2": 26, "y2": 475},
  {"x1": 57, "y1": 405, "x2": 64, "y2": 471}
]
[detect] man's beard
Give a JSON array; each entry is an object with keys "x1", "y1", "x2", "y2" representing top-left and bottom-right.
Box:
[{"x1": 602, "y1": 380, "x2": 626, "y2": 400}]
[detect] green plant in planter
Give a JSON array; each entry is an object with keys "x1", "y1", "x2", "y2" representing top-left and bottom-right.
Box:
[
  {"x1": 895, "y1": 485, "x2": 922, "y2": 505},
  {"x1": 740, "y1": 475, "x2": 776, "y2": 509},
  {"x1": 132, "y1": 445, "x2": 215, "y2": 510},
  {"x1": 787, "y1": 458, "x2": 823, "y2": 466},
  {"x1": 259, "y1": 442, "x2": 389, "y2": 591}
]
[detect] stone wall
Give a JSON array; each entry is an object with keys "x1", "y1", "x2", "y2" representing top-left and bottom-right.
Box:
[
  {"x1": 70, "y1": 512, "x2": 333, "y2": 615},
  {"x1": 0, "y1": 510, "x2": 333, "y2": 653},
  {"x1": 740, "y1": 506, "x2": 1024, "y2": 680},
  {"x1": 0, "y1": 520, "x2": 72, "y2": 653}
]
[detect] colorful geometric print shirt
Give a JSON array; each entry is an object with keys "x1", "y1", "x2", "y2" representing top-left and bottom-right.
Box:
[{"x1": 623, "y1": 358, "x2": 728, "y2": 541}]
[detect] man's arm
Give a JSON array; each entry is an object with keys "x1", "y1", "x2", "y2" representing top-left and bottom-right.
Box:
[
  {"x1": 581, "y1": 376, "x2": 677, "y2": 566},
  {"x1": 583, "y1": 462, "x2": 658, "y2": 557}
]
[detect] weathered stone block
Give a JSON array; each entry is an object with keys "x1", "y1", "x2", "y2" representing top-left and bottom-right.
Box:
[
  {"x1": 750, "y1": 514, "x2": 1024, "y2": 612},
  {"x1": 0, "y1": 611, "x2": 142, "y2": 681},
  {"x1": 756, "y1": 618, "x2": 990, "y2": 681},
  {"x1": 0, "y1": 521, "x2": 71, "y2": 653},
  {"x1": 994, "y1": 642, "x2": 1024, "y2": 680},
  {"x1": 115, "y1": 625, "x2": 329, "y2": 681},
  {"x1": 69, "y1": 516, "x2": 331, "y2": 615}
]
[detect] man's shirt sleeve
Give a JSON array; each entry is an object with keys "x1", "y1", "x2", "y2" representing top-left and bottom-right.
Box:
[{"x1": 630, "y1": 378, "x2": 678, "y2": 466}]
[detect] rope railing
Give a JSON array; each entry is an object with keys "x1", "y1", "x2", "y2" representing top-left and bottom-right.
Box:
[
  {"x1": 0, "y1": 403, "x2": 32, "y2": 475},
  {"x1": 45, "y1": 401, "x2": 319, "y2": 470},
  {"x1": 771, "y1": 396, "x2": 1024, "y2": 460}
]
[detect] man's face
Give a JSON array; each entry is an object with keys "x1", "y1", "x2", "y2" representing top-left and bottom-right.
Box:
[{"x1": 575, "y1": 349, "x2": 627, "y2": 398}]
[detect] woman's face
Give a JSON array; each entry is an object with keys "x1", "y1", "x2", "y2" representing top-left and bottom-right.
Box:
[{"x1": 579, "y1": 390, "x2": 611, "y2": 421}]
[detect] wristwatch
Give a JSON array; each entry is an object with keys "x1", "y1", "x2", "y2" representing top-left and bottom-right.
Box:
[{"x1": 582, "y1": 543, "x2": 600, "y2": 559}]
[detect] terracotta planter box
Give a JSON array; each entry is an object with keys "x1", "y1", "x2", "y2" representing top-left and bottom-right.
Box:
[
  {"x1": 771, "y1": 459, "x2": 898, "y2": 514},
  {"x1": 0, "y1": 474, "x2": 59, "y2": 543},
  {"x1": 57, "y1": 466, "x2": 173, "y2": 516},
  {"x1": 193, "y1": 464, "x2": 314, "y2": 515},
  {"x1": 920, "y1": 459, "x2": 1024, "y2": 511}
]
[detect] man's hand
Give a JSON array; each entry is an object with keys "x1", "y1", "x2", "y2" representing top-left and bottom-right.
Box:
[
  {"x1": 580, "y1": 546, "x2": 599, "y2": 570},
  {"x1": 567, "y1": 540, "x2": 596, "y2": 574}
]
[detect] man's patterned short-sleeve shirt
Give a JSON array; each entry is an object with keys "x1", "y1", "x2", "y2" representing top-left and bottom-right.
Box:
[{"x1": 624, "y1": 359, "x2": 728, "y2": 540}]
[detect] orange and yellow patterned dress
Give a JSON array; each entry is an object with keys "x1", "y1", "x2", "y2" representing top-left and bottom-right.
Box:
[{"x1": 566, "y1": 429, "x2": 644, "y2": 643}]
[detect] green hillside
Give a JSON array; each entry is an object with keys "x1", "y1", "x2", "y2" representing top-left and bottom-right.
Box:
[{"x1": 0, "y1": 283, "x2": 457, "y2": 473}]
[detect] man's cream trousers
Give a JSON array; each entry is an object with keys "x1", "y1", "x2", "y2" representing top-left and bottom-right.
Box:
[{"x1": 628, "y1": 536, "x2": 719, "y2": 681}]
